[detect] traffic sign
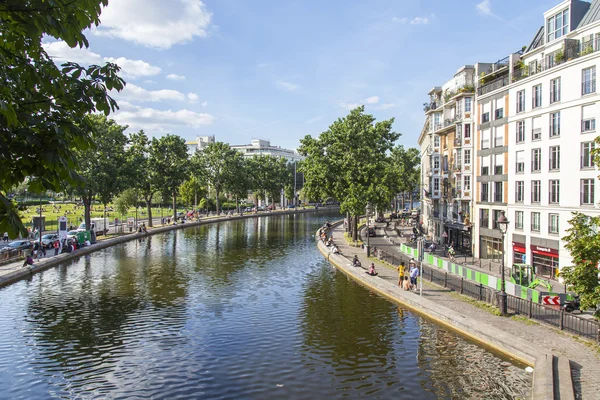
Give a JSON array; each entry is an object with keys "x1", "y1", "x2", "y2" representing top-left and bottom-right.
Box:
[{"x1": 542, "y1": 295, "x2": 560, "y2": 306}]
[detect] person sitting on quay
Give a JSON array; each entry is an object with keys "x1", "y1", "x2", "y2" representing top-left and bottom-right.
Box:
[
  {"x1": 331, "y1": 245, "x2": 340, "y2": 255},
  {"x1": 22, "y1": 255, "x2": 34, "y2": 268},
  {"x1": 402, "y1": 276, "x2": 412, "y2": 291},
  {"x1": 352, "y1": 255, "x2": 361, "y2": 268},
  {"x1": 366, "y1": 263, "x2": 378, "y2": 276},
  {"x1": 326, "y1": 237, "x2": 333, "y2": 247}
]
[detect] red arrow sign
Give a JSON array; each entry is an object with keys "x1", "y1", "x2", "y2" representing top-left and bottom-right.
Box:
[{"x1": 542, "y1": 295, "x2": 560, "y2": 306}]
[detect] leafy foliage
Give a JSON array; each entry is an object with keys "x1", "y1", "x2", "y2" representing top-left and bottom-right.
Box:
[
  {"x1": 247, "y1": 155, "x2": 292, "y2": 206},
  {"x1": 0, "y1": 0, "x2": 125, "y2": 236},
  {"x1": 150, "y1": 135, "x2": 189, "y2": 220}
]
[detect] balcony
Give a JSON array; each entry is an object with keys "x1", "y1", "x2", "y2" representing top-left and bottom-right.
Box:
[
  {"x1": 454, "y1": 137, "x2": 462, "y2": 147},
  {"x1": 478, "y1": 76, "x2": 510, "y2": 96}
]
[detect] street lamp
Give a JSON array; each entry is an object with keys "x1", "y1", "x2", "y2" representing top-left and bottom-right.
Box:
[
  {"x1": 366, "y1": 202, "x2": 372, "y2": 258},
  {"x1": 496, "y1": 210, "x2": 510, "y2": 316}
]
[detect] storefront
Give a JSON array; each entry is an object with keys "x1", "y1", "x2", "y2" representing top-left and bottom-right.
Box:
[
  {"x1": 480, "y1": 236, "x2": 502, "y2": 262},
  {"x1": 512, "y1": 242, "x2": 526, "y2": 264},
  {"x1": 530, "y1": 245, "x2": 559, "y2": 279},
  {"x1": 444, "y1": 222, "x2": 472, "y2": 255}
]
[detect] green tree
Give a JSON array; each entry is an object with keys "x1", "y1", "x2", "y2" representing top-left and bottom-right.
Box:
[
  {"x1": 179, "y1": 177, "x2": 205, "y2": 208},
  {"x1": 192, "y1": 142, "x2": 240, "y2": 215},
  {"x1": 114, "y1": 188, "x2": 138, "y2": 217},
  {"x1": 73, "y1": 114, "x2": 128, "y2": 231},
  {"x1": 561, "y1": 213, "x2": 600, "y2": 317},
  {"x1": 126, "y1": 130, "x2": 160, "y2": 226},
  {"x1": 225, "y1": 155, "x2": 250, "y2": 213},
  {"x1": 0, "y1": 0, "x2": 125, "y2": 237},
  {"x1": 387, "y1": 146, "x2": 421, "y2": 210},
  {"x1": 248, "y1": 155, "x2": 291, "y2": 209},
  {"x1": 299, "y1": 106, "x2": 399, "y2": 240},
  {"x1": 151, "y1": 135, "x2": 189, "y2": 221}
]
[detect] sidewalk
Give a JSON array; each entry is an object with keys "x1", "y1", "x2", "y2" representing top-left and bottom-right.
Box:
[{"x1": 326, "y1": 221, "x2": 600, "y2": 400}]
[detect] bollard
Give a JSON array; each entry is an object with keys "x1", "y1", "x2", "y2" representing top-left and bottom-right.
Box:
[
  {"x1": 528, "y1": 300, "x2": 533, "y2": 318},
  {"x1": 444, "y1": 272, "x2": 447, "y2": 288},
  {"x1": 559, "y1": 309, "x2": 564, "y2": 330},
  {"x1": 460, "y1": 277, "x2": 464, "y2": 294},
  {"x1": 478, "y1": 283, "x2": 482, "y2": 301},
  {"x1": 430, "y1": 268, "x2": 433, "y2": 282}
]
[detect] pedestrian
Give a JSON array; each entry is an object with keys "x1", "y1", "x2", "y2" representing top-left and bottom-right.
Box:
[
  {"x1": 40, "y1": 244, "x2": 46, "y2": 258},
  {"x1": 53, "y1": 240, "x2": 60, "y2": 256},
  {"x1": 410, "y1": 262, "x2": 419, "y2": 291},
  {"x1": 3, "y1": 232, "x2": 8, "y2": 243},
  {"x1": 397, "y1": 261, "x2": 405, "y2": 286}
]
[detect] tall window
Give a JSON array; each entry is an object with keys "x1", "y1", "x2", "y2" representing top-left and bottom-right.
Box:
[
  {"x1": 531, "y1": 212, "x2": 541, "y2": 232},
  {"x1": 549, "y1": 146, "x2": 560, "y2": 171},
  {"x1": 532, "y1": 117, "x2": 542, "y2": 140},
  {"x1": 516, "y1": 150, "x2": 525, "y2": 173},
  {"x1": 532, "y1": 180, "x2": 541, "y2": 203},
  {"x1": 495, "y1": 107, "x2": 504, "y2": 119},
  {"x1": 494, "y1": 126, "x2": 504, "y2": 147},
  {"x1": 516, "y1": 90, "x2": 525, "y2": 113},
  {"x1": 433, "y1": 156, "x2": 440, "y2": 169},
  {"x1": 549, "y1": 214, "x2": 559, "y2": 234},
  {"x1": 480, "y1": 209, "x2": 489, "y2": 228},
  {"x1": 582, "y1": 104, "x2": 596, "y2": 132},
  {"x1": 516, "y1": 120, "x2": 525, "y2": 142},
  {"x1": 515, "y1": 211, "x2": 524, "y2": 230},
  {"x1": 481, "y1": 183, "x2": 489, "y2": 202},
  {"x1": 581, "y1": 142, "x2": 595, "y2": 168},
  {"x1": 464, "y1": 175, "x2": 471, "y2": 191},
  {"x1": 464, "y1": 124, "x2": 471, "y2": 139},
  {"x1": 546, "y1": 8, "x2": 569, "y2": 42},
  {"x1": 532, "y1": 148, "x2": 541, "y2": 172},
  {"x1": 482, "y1": 112, "x2": 490, "y2": 123},
  {"x1": 550, "y1": 77, "x2": 561, "y2": 103},
  {"x1": 549, "y1": 180, "x2": 560, "y2": 204},
  {"x1": 492, "y1": 209, "x2": 502, "y2": 229},
  {"x1": 494, "y1": 181, "x2": 503, "y2": 202},
  {"x1": 465, "y1": 97, "x2": 472, "y2": 112},
  {"x1": 481, "y1": 129, "x2": 490, "y2": 149},
  {"x1": 515, "y1": 181, "x2": 524, "y2": 202},
  {"x1": 433, "y1": 177, "x2": 440, "y2": 191},
  {"x1": 582, "y1": 67, "x2": 596, "y2": 95},
  {"x1": 532, "y1": 84, "x2": 542, "y2": 108},
  {"x1": 464, "y1": 149, "x2": 471, "y2": 165},
  {"x1": 581, "y1": 179, "x2": 595, "y2": 204},
  {"x1": 550, "y1": 112, "x2": 560, "y2": 137}
]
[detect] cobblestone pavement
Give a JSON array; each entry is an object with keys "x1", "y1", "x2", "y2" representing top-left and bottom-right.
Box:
[{"x1": 328, "y1": 222, "x2": 600, "y2": 400}]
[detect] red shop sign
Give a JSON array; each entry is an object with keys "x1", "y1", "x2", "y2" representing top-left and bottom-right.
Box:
[
  {"x1": 512, "y1": 242, "x2": 526, "y2": 253},
  {"x1": 530, "y1": 245, "x2": 559, "y2": 258}
]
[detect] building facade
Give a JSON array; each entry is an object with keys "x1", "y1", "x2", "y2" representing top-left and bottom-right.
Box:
[{"x1": 186, "y1": 135, "x2": 215, "y2": 155}]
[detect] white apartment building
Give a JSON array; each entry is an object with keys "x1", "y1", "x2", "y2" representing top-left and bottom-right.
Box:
[
  {"x1": 505, "y1": 0, "x2": 600, "y2": 280},
  {"x1": 186, "y1": 135, "x2": 215, "y2": 155},
  {"x1": 230, "y1": 139, "x2": 304, "y2": 163},
  {"x1": 420, "y1": 66, "x2": 476, "y2": 252}
]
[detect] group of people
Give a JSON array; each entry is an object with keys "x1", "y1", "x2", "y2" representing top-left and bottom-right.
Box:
[{"x1": 397, "y1": 258, "x2": 420, "y2": 291}]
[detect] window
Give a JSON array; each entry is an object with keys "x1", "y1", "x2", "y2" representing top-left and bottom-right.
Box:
[
  {"x1": 492, "y1": 210, "x2": 502, "y2": 229},
  {"x1": 464, "y1": 149, "x2": 471, "y2": 165},
  {"x1": 549, "y1": 180, "x2": 560, "y2": 204},
  {"x1": 494, "y1": 126, "x2": 504, "y2": 147},
  {"x1": 582, "y1": 104, "x2": 596, "y2": 132},
  {"x1": 481, "y1": 129, "x2": 490, "y2": 149},
  {"x1": 481, "y1": 182, "x2": 489, "y2": 202},
  {"x1": 581, "y1": 142, "x2": 595, "y2": 168},
  {"x1": 515, "y1": 211, "x2": 524, "y2": 230},
  {"x1": 457, "y1": 98, "x2": 462, "y2": 116},
  {"x1": 464, "y1": 123, "x2": 471, "y2": 139},
  {"x1": 549, "y1": 146, "x2": 560, "y2": 171},
  {"x1": 516, "y1": 120, "x2": 525, "y2": 143},
  {"x1": 550, "y1": 78, "x2": 561, "y2": 103},
  {"x1": 549, "y1": 214, "x2": 559, "y2": 234},
  {"x1": 481, "y1": 156, "x2": 489, "y2": 175},
  {"x1": 494, "y1": 181, "x2": 503, "y2": 202},
  {"x1": 434, "y1": 135, "x2": 440, "y2": 147},
  {"x1": 582, "y1": 67, "x2": 596, "y2": 95},
  {"x1": 515, "y1": 181, "x2": 524, "y2": 202},
  {"x1": 516, "y1": 150, "x2": 525, "y2": 173},
  {"x1": 550, "y1": 112, "x2": 560, "y2": 137},
  {"x1": 532, "y1": 180, "x2": 541, "y2": 203},
  {"x1": 494, "y1": 154, "x2": 503, "y2": 175},
  {"x1": 531, "y1": 212, "x2": 541, "y2": 232},
  {"x1": 532, "y1": 117, "x2": 541, "y2": 140},
  {"x1": 433, "y1": 177, "x2": 440, "y2": 191},
  {"x1": 433, "y1": 156, "x2": 440, "y2": 169},
  {"x1": 532, "y1": 148, "x2": 541, "y2": 172},
  {"x1": 532, "y1": 84, "x2": 542, "y2": 108},
  {"x1": 495, "y1": 107, "x2": 504, "y2": 119},
  {"x1": 464, "y1": 175, "x2": 471, "y2": 191},
  {"x1": 516, "y1": 90, "x2": 525, "y2": 113},
  {"x1": 529, "y1": 60, "x2": 538, "y2": 75},
  {"x1": 547, "y1": 8, "x2": 569, "y2": 42},
  {"x1": 480, "y1": 209, "x2": 489, "y2": 228},
  {"x1": 482, "y1": 112, "x2": 490, "y2": 123},
  {"x1": 581, "y1": 179, "x2": 595, "y2": 204},
  {"x1": 465, "y1": 97, "x2": 472, "y2": 112}
]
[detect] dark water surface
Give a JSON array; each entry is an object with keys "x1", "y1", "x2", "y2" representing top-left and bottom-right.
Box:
[{"x1": 0, "y1": 211, "x2": 531, "y2": 399}]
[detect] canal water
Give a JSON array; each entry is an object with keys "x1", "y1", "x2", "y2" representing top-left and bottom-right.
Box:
[{"x1": 0, "y1": 211, "x2": 531, "y2": 399}]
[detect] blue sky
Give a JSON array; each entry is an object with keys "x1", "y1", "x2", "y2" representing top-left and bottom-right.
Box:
[{"x1": 44, "y1": 0, "x2": 565, "y2": 150}]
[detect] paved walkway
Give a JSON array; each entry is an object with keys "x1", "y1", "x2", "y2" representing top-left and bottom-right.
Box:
[{"x1": 327, "y1": 221, "x2": 600, "y2": 400}]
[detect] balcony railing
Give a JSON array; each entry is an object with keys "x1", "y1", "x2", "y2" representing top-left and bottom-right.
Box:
[
  {"x1": 478, "y1": 76, "x2": 510, "y2": 96},
  {"x1": 494, "y1": 192, "x2": 503, "y2": 202},
  {"x1": 443, "y1": 116, "x2": 458, "y2": 127}
]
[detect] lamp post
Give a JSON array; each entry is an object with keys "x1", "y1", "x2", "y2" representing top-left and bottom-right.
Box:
[
  {"x1": 496, "y1": 210, "x2": 510, "y2": 316},
  {"x1": 366, "y1": 202, "x2": 372, "y2": 258}
]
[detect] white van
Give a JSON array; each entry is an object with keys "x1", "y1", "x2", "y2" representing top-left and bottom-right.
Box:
[{"x1": 78, "y1": 218, "x2": 108, "y2": 235}]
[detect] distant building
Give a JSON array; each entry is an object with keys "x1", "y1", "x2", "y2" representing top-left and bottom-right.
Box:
[
  {"x1": 230, "y1": 138, "x2": 304, "y2": 163},
  {"x1": 186, "y1": 135, "x2": 215, "y2": 155}
]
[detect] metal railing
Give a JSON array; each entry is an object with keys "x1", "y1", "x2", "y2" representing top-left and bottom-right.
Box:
[{"x1": 376, "y1": 246, "x2": 600, "y2": 342}]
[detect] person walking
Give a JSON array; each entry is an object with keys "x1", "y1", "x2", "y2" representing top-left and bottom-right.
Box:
[
  {"x1": 53, "y1": 240, "x2": 60, "y2": 256},
  {"x1": 397, "y1": 261, "x2": 405, "y2": 286},
  {"x1": 409, "y1": 262, "x2": 419, "y2": 291},
  {"x1": 3, "y1": 232, "x2": 8, "y2": 243}
]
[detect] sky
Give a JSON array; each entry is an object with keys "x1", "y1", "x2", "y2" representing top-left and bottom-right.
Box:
[{"x1": 43, "y1": 0, "x2": 566, "y2": 150}]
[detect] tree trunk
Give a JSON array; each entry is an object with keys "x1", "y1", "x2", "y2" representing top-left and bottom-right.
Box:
[
  {"x1": 401, "y1": 193, "x2": 406, "y2": 211},
  {"x1": 215, "y1": 187, "x2": 221, "y2": 215},
  {"x1": 346, "y1": 211, "x2": 350, "y2": 233},
  {"x1": 410, "y1": 192, "x2": 414, "y2": 210},
  {"x1": 145, "y1": 193, "x2": 154, "y2": 227},
  {"x1": 352, "y1": 214, "x2": 358, "y2": 241},
  {"x1": 82, "y1": 193, "x2": 92, "y2": 232},
  {"x1": 235, "y1": 196, "x2": 239, "y2": 214},
  {"x1": 194, "y1": 190, "x2": 197, "y2": 211},
  {"x1": 172, "y1": 191, "x2": 177, "y2": 221}
]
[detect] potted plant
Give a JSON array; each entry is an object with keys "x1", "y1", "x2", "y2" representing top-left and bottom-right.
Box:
[
  {"x1": 581, "y1": 45, "x2": 593, "y2": 56},
  {"x1": 555, "y1": 49, "x2": 565, "y2": 63}
]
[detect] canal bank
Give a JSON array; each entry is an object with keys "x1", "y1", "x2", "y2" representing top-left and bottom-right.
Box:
[
  {"x1": 317, "y1": 220, "x2": 587, "y2": 400},
  {"x1": 0, "y1": 207, "x2": 335, "y2": 289}
]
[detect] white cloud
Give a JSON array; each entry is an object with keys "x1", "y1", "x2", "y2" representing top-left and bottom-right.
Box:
[
  {"x1": 201, "y1": 101, "x2": 208, "y2": 107},
  {"x1": 276, "y1": 80, "x2": 299, "y2": 92},
  {"x1": 95, "y1": 0, "x2": 213, "y2": 49},
  {"x1": 305, "y1": 116, "x2": 324, "y2": 124},
  {"x1": 114, "y1": 102, "x2": 214, "y2": 131},
  {"x1": 43, "y1": 41, "x2": 161, "y2": 79},
  {"x1": 380, "y1": 103, "x2": 397, "y2": 110},
  {"x1": 365, "y1": 96, "x2": 379, "y2": 104},
  {"x1": 167, "y1": 73, "x2": 186, "y2": 80},
  {"x1": 187, "y1": 93, "x2": 199, "y2": 103},
  {"x1": 476, "y1": 0, "x2": 492, "y2": 16},
  {"x1": 392, "y1": 16, "x2": 431, "y2": 25},
  {"x1": 116, "y1": 83, "x2": 186, "y2": 102},
  {"x1": 340, "y1": 102, "x2": 360, "y2": 110},
  {"x1": 410, "y1": 17, "x2": 429, "y2": 25}
]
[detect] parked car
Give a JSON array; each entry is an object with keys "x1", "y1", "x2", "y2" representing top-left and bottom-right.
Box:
[
  {"x1": 287, "y1": 204, "x2": 296, "y2": 209},
  {"x1": 0, "y1": 239, "x2": 31, "y2": 254},
  {"x1": 245, "y1": 207, "x2": 253, "y2": 212},
  {"x1": 41, "y1": 234, "x2": 60, "y2": 248},
  {"x1": 367, "y1": 227, "x2": 376, "y2": 237},
  {"x1": 66, "y1": 230, "x2": 79, "y2": 240},
  {"x1": 257, "y1": 206, "x2": 265, "y2": 212}
]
